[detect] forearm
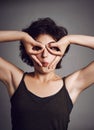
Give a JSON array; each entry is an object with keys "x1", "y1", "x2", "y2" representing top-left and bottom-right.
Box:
[
  {"x1": 0, "y1": 31, "x2": 27, "y2": 43},
  {"x1": 68, "y1": 35, "x2": 94, "y2": 49}
]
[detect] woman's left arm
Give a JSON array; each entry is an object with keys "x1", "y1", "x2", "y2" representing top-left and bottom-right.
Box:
[
  {"x1": 65, "y1": 35, "x2": 94, "y2": 93},
  {"x1": 68, "y1": 35, "x2": 94, "y2": 49},
  {"x1": 68, "y1": 35, "x2": 94, "y2": 90},
  {"x1": 48, "y1": 35, "x2": 94, "y2": 91}
]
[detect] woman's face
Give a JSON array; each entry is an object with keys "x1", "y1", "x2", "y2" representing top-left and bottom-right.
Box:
[{"x1": 32, "y1": 34, "x2": 59, "y2": 74}]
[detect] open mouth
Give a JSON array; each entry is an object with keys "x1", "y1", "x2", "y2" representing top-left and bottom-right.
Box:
[{"x1": 42, "y1": 62, "x2": 49, "y2": 67}]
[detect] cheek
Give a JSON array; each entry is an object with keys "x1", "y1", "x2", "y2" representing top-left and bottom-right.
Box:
[
  {"x1": 35, "y1": 54, "x2": 42, "y2": 60},
  {"x1": 48, "y1": 54, "x2": 56, "y2": 62}
]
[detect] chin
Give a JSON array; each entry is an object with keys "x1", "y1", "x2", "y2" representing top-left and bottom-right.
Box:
[{"x1": 35, "y1": 66, "x2": 55, "y2": 74}]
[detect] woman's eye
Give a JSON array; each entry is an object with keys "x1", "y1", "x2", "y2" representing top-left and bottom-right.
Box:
[
  {"x1": 50, "y1": 47, "x2": 60, "y2": 51},
  {"x1": 32, "y1": 46, "x2": 42, "y2": 51}
]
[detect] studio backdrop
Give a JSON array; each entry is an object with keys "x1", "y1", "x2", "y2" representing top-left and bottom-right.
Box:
[{"x1": 0, "y1": 0, "x2": 94, "y2": 130}]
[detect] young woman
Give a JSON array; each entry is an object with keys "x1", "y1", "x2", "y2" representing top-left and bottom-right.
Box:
[{"x1": 0, "y1": 18, "x2": 94, "y2": 130}]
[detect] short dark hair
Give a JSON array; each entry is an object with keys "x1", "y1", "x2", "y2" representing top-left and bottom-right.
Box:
[{"x1": 19, "y1": 17, "x2": 70, "y2": 69}]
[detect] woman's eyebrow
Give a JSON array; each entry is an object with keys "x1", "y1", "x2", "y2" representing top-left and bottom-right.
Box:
[
  {"x1": 48, "y1": 41, "x2": 56, "y2": 44},
  {"x1": 36, "y1": 41, "x2": 56, "y2": 44}
]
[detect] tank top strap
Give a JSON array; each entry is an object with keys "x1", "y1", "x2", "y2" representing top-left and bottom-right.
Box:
[
  {"x1": 62, "y1": 76, "x2": 66, "y2": 87},
  {"x1": 62, "y1": 76, "x2": 73, "y2": 108},
  {"x1": 21, "y1": 72, "x2": 28, "y2": 81},
  {"x1": 10, "y1": 72, "x2": 28, "y2": 102}
]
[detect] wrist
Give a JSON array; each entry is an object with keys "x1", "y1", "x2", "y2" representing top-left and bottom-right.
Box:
[
  {"x1": 67, "y1": 35, "x2": 79, "y2": 45},
  {"x1": 60, "y1": 35, "x2": 71, "y2": 46},
  {"x1": 21, "y1": 31, "x2": 29, "y2": 41},
  {"x1": 21, "y1": 31, "x2": 35, "y2": 43}
]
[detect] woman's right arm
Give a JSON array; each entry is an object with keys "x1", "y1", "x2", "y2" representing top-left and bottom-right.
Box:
[
  {"x1": 0, "y1": 31, "x2": 26, "y2": 81},
  {"x1": 0, "y1": 31, "x2": 28, "y2": 42},
  {"x1": 0, "y1": 31, "x2": 28, "y2": 96},
  {"x1": 0, "y1": 31, "x2": 43, "y2": 96}
]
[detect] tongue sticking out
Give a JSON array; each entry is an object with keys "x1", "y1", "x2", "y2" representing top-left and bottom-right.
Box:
[{"x1": 42, "y1": 62, "x2": 49, "y2": 67}]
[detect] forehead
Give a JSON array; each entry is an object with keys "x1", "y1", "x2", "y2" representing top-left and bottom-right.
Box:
[{"x1": 35, "y1": 34, "x2": 56, "y2": 45}]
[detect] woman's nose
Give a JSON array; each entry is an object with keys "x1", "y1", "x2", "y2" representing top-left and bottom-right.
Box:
[{"x1": 41, "y1": 48, "x2": 48, "y2": 58}]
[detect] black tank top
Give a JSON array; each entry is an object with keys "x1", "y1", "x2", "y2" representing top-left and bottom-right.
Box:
[{"x1": 10, "y1": 72, "x2": 73, "y2": 130}]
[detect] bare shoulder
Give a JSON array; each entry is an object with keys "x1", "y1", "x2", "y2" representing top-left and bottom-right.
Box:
[
  {"x1": 64, "y1": 70, "x2": 81, "y2": 104},
  {"x1": 0, "y1": 57, "x2": 24, "y2": 96},
  {"x1": 64, "y1": 61, "x2": 94, "y2": 104}
]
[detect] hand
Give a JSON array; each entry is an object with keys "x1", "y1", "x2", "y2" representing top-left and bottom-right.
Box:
[
  {"x1": 22, "y1": 32, "x2": 45, "y2": 66},
  {"x1": 22, "y1": 33, "x2": 44, "y2": 55},
  {"x1": 46, "y1": 36, "x2": 70, "y2": 56},
  {"x1": 46, "y1": 36, "x2": 70, "y2": 69},
  {"x1": 48, "y1": 56, "x2": 62, "y2": 69}
]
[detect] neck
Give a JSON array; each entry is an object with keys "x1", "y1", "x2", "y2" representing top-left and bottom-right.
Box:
[{"x1": 33, "y1": 70, "x2": 57, "y2": 82}]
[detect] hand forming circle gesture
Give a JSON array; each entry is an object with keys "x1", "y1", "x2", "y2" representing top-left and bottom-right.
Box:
[
  {"x1": 22, "y1": 33, "x2": 45, "y2": 66},
  {"x1": 46, "y1": 36, "x2": 70, "y2": 69},
  {"x1": 46, "y1": 36, "x2": 70, "y2": 56},
  {"x1": 22, "y1": 33, "x2": 70, "y2": 68}
]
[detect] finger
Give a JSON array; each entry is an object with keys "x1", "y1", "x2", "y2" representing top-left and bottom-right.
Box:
[
  {"x1": 35, "y1": 42, "x2": 45, "y2": 48},
  {"x1": 27, "y1": 49, "x2": 42, "y2": 55},
  {"x1": 46, "y1": 45, "x2": 62, "y2": 56},
  {"x1": 48, "y1": 42, "x2": 59, "y2": 47},
  {"x1": 31, "y1": 49, "x2": 43, "y2": 55},
  {"x1": 31, "y1": 55, "x2": 42, "y2": 67},
  {"x1": 48, "y1": 56, "x2": 61, "y2": 69},
  {"x1": 25, "y1": 41, "x2": 45, "y2": 55},
  {"x1": 27, "y1": 46, "x2": 44, "y2": 55},
  {"x1": 32, "y1": 41, "x2": 45, "y2": 51},
  {"x1": 49, "y1": 56, "x2": 59, "y2": 69}
]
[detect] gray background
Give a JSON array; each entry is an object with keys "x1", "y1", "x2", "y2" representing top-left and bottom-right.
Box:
[{"x1": 0, "y1": 0, "x2": 94, "y2": 130}]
